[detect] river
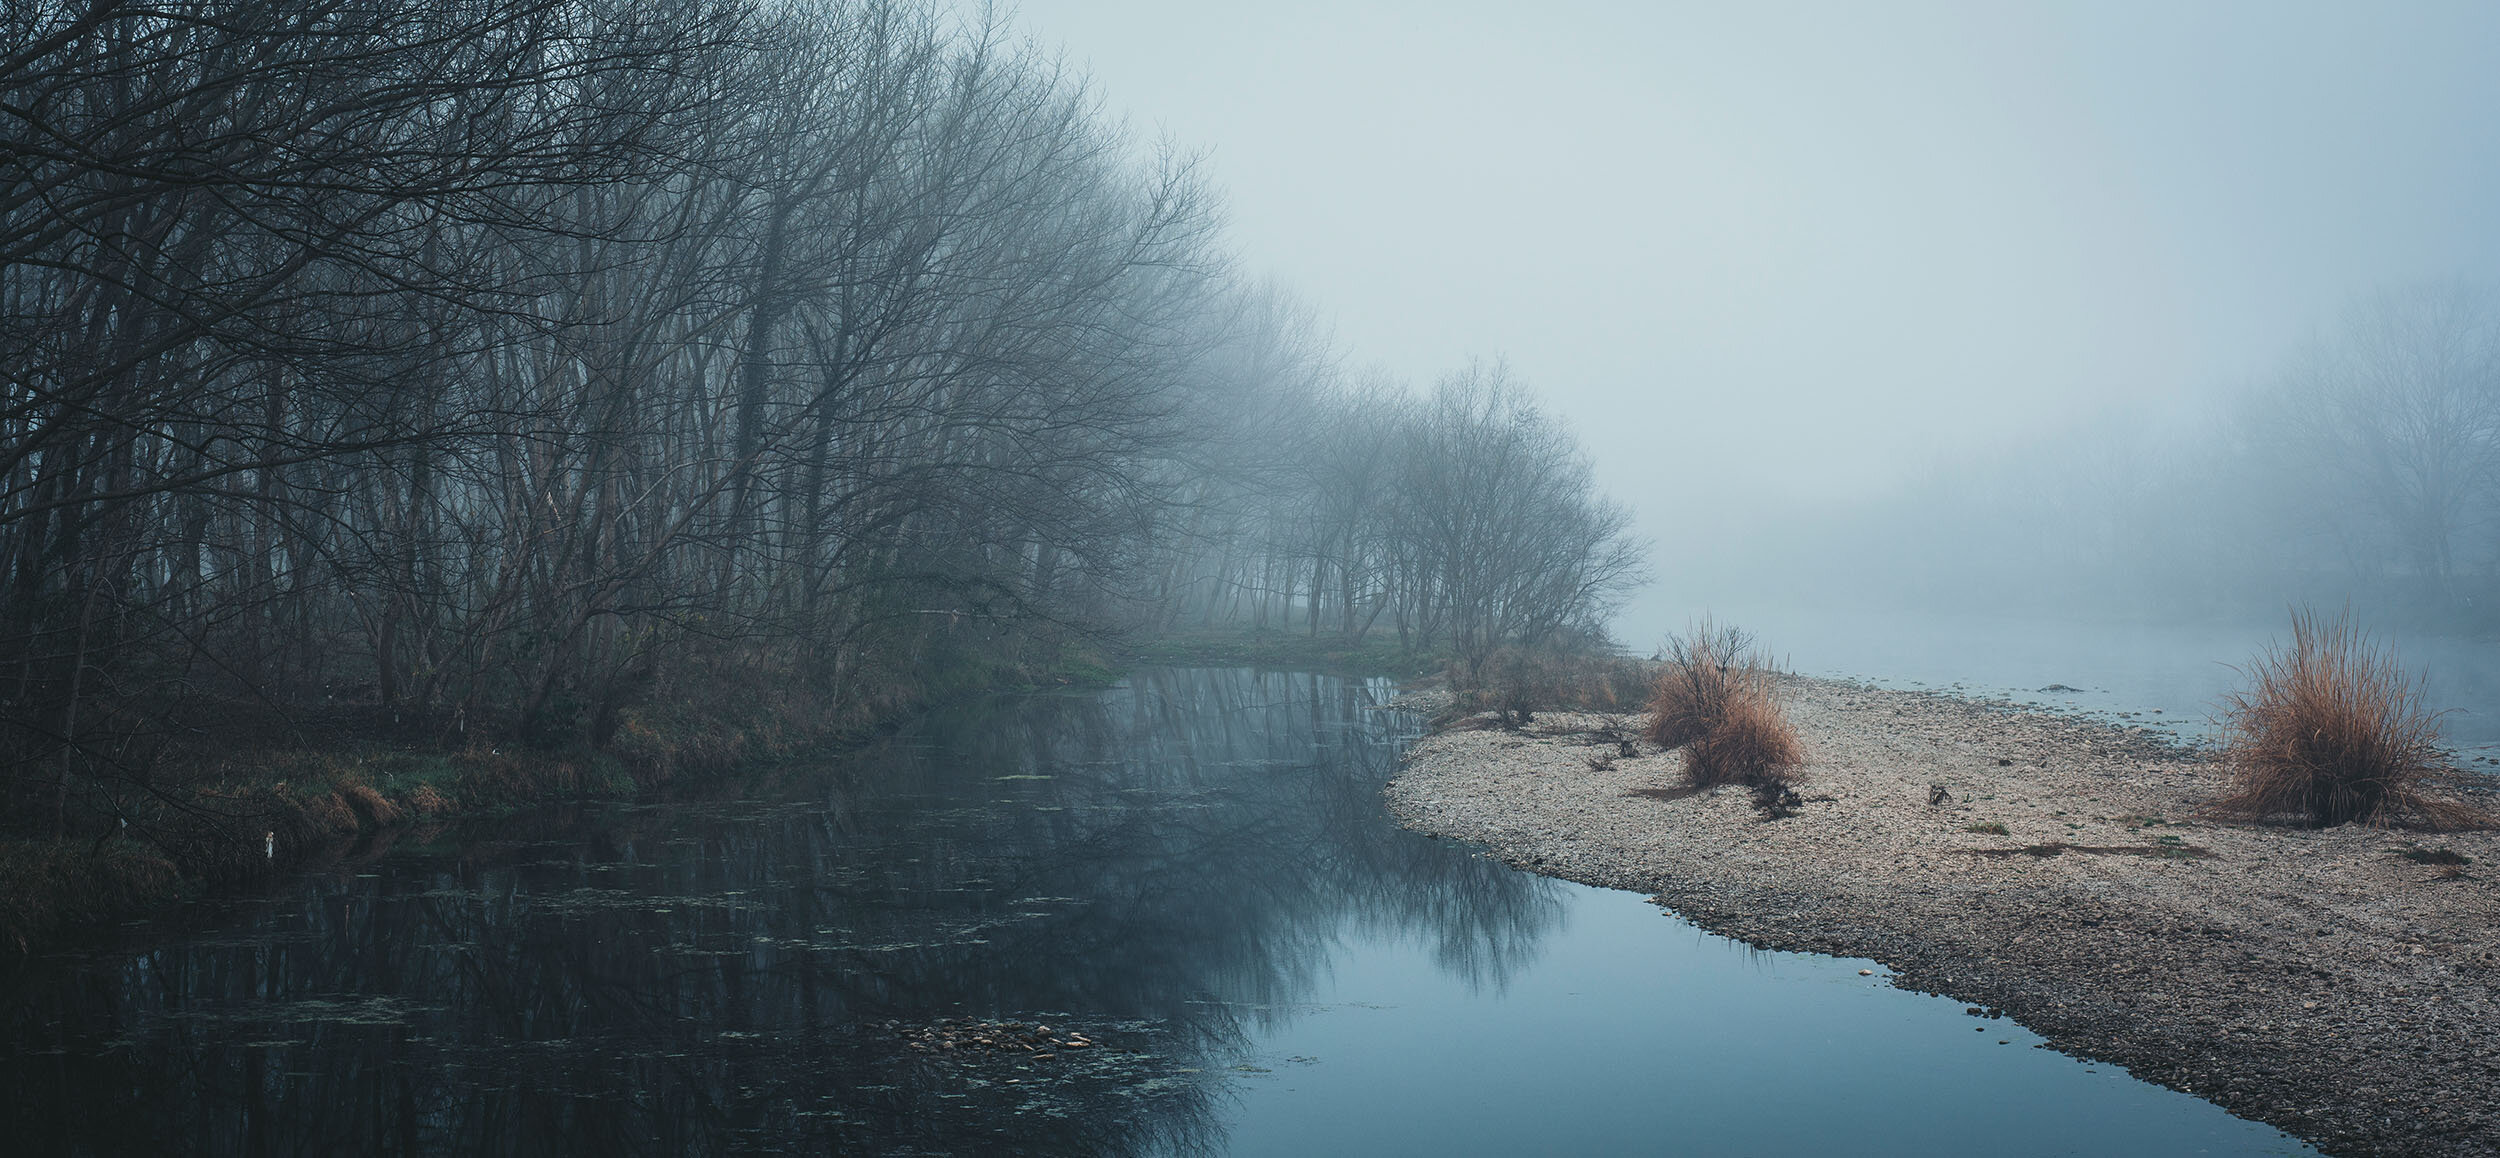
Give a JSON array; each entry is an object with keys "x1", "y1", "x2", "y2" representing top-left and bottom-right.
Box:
[{"x1": 0, "y1": 668, "x2": 2313, "y2": 1155}]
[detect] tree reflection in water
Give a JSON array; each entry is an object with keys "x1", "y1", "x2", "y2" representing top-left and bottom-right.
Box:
[{"x1": 0, "y1": 669, "x2": 1564, "y2": 1156}]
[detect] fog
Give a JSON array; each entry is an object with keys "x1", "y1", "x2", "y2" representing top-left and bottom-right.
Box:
[
  {"x1": 10, "y1": 7, "x2": 2493, "y2": 1150},
  {"x1": 9, "y1": 0, "x2": 2499, "y2": 836},
  {"x1": 1009, "y1": 0, "x2": 2500, "y2": 646}
]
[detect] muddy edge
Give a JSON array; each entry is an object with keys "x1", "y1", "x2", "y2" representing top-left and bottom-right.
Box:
[{"x1": 1385, "y1": 676, "x2": 2500, "y2": 1158}]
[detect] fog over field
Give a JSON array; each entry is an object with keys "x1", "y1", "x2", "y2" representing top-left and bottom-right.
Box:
[{"x1": 1010, "y1": 0, "x2": 2500, "y2": 644}]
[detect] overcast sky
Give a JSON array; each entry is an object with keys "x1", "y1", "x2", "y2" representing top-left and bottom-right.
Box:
[{"x1": 999, "y1": 0, "x2": 2500, "y2": 624}]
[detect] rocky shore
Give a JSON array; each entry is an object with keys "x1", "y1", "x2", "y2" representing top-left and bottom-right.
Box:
[{"x1": 1386, "y1": 676, "x2": 2500, "y2": 1158}]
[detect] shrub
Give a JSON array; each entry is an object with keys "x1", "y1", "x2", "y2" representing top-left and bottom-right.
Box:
[
  {"x1": 1645, "y1": 620, "x2": 1760, "y2": 748},
  {"x1": 2210, "y1": 610, "x2": 2485, "y2": 830},
  {"x1": 1445, "y1": 644, "x2": 1650, "y2": 729},
  {"x1": 1645, "y1": 620, "x2": 1806, "y2": 813},
  {"x1": 1684, "y1": 680, "x2": 1804, "y2": 790}
]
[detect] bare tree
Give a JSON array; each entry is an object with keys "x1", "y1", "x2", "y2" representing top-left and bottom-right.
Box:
[
  {"x1": 0, "y1": 0, "x2": 1247, "y2": 841},
  {"x1": 2265, "y1": 282, "x2": 2500, "y2": 603}
]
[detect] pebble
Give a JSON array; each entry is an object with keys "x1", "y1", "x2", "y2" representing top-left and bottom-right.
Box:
[{"x1": 1385, "y1": 674, "x2": 2500, "y2": 1158}]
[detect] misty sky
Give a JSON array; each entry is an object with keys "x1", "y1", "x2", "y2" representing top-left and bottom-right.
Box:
[{"x1": 1005, "y1": 1, "x2": 2500, "y2": 527}]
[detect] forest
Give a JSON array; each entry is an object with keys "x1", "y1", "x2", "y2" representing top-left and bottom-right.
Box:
[{"x1": 0, "y1": 1, "x2": 1641, "y2": 862}]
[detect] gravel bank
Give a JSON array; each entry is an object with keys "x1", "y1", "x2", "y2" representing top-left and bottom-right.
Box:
[{"x1": 1386, "y1": 676, "x2": 2500, "y2": 1157}]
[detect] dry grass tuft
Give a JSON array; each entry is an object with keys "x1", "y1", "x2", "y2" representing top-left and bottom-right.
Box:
[
  {"x1": 1685, "y1": 684, "x2": 1805, "y2": 790},
  {"x1": 1645, "y1": 620, "x2": 1806, "y2": 815},
  {"x1": 1445, "y1": 646, "x2": 1652, "y2": 729},
  {"x1": 1645, "y1": 620, "x2": 1760, "y2": 749},
  {"x1": 407, "y1": 783, "x2": 453, "y2": 816},
  {"x1": 304, "y1": 789, "x2": 358, "y2": 834},
  {"x1": 2209, "y1": 609, "x2": 2486, "y2": 830},
  {"x1": 340, "y1": 783, "x2": 402, "y2": 828}
]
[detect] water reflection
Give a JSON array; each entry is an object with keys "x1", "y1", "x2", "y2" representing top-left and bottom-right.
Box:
[{"x1": 0, "y1": 669, "x2": 1562, "y2": 1156}]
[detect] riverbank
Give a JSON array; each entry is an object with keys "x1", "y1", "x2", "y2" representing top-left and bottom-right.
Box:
[
  {"x1": 0, "y1": 630, "x2": 1449, "y2": 966},
  {"x1": 1386, "y1": 676, "x2": 2500, "y2": 1158},
  {"x1": 0, "y1": 645, "x2": 1136, "y2": 965},
  {"x1": 1117, "y1": 628, "x2": 1442, "y2": 678},
  {"x1": 0, "y1": 710, "x2": 817, "y2": 963}
]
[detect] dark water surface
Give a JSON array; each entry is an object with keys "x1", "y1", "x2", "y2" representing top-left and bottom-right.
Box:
[{"x1": 0, "y1": 669, "x2": 2313, "y2": 1156}]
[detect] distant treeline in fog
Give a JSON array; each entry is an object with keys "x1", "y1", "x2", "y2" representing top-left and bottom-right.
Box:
[
  {"x1": 0, "y1": 0, "x2": 1640, "y2": 830},
  {"x1": 1759, "y1": 281, "x2": 2500, "y2": 630}
]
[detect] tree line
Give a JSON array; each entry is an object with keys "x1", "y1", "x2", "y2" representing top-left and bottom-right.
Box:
[
  {"x1": 0, "y1": 0, "x2": 1644, "y2": 840},
  {"x1": 1146, "y1": 354, "x2": 1646, "y2": 678},
  {"x1": 1754, "y1": 280, "x2": 2500, "y2": 627}
]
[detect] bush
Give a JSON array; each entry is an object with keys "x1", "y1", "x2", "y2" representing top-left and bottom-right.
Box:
[
  {"x1": 2211, "y1": 610, "x2": 2484, "y2": 830},
  {"x1": 1645, "y1": 621, "x2": 1806, "y2": 812},
  {"x1": 1684, "y1": 686, "x2": 1804, "y2": 790},
  {"x1": 1645, "y1": 620, "x2": 1758, "y2": 749},
  {"x1": 1446, "y1": 644, "x2": 1651, "y2": 729}
]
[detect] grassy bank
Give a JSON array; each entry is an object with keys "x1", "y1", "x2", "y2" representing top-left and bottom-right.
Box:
[
  {"x1": 1, "y1": 715, "x2": 798, "y2": 962},
  {"x1": 0, "y1": 638, "x2": 1134, "y2": 965},
  {"x1": 0, "y1": 627, "x2": 1536, "y2": 962}
]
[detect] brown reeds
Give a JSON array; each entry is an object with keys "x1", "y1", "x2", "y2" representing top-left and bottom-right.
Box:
[
  {"x1": 1645, "y1": 621, "x2": 1756, "y2": 749},
  {"x1": 340, "y1": 783, "x2": 403, "y2": 828},
  {"x1": 2210, "y1": 610, "x2": 2486, "y2": 830},
  {"x1": 1440, "y1": 645, "x2": 1654, "y2": 729},
  {"x1": 1685, "y1": 685, "x2": 1805, "y2": 790},
  {"x1": 1645, "y1": 621, "x2": 1805, "y2": 813}
]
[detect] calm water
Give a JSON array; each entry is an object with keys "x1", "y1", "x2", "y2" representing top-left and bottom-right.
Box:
[{"x1": 0, "y1": 669, "x2": 2313, "y2": 1156}]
